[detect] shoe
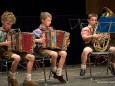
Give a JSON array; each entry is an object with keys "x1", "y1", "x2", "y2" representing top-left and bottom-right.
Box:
[
  {"x1": 23, "y1": 80, "x2": 37, "y2": 86},
  {"x1": 51, "y1": 70, "x2": 66, "y2": 83},
  {"x1": 53, "y1": 75, "x2": 66, "y2": 83},
  {"x1": 80, "y1": 69, "x2": 86, "y2": 76},
  {"x1": 108, "y1": 64, "x2": 115, "y2": 76},
  {"x1": 51, "y1": 71, "x2": 57, "y2": 79},
  {"x1": 8, "y1": 76, "x2": 19, "y2": 86}
]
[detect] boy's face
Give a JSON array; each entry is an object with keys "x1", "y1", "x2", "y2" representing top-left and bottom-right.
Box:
[
  {"x1": 88, "y1": 17, "x2": 98, "y2": 27},
  {"x1": 2, "y1": 21, "x2": 13, "y2": 31},
  {"x1": 41, "y1": 17, "x2": 52, "y2": 27}
]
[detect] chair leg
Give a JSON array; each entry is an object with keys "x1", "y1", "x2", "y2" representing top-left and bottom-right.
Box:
[
  {"x1": 48, "y1": 69, "x2": 52, "y2": 80},
  {"x1": 106, "y1": 65, "x2": 109, "y2": 75},
  {"x1": 106, "y1": 56, "x2": 109, "y2": 75},
  {"x1": 42, "y1": 58, "x2": 47, "y2": 85},
  {"x1": 106, "y1": 53, "x2": 112, "y2": 75},
  {"x1": 88, "y1": 55, "x2": 92, "y2": 79},
  {"x1": 6, "y1": 61, "x2": 10, "y2": 86},
  {"x1": 0, "y1": 62, "x2": 4, "y2": 72},
  {"x1": 48, "y1": 58, "x2": 53, "y2": 80},
  {"x1": 64, "y1": 63, "x2": 68, "y2": 82},
  {"x1": 94, "y1": 56, "x2": 99, "y2": 65}
]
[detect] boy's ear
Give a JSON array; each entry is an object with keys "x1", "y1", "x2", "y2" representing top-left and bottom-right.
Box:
[
  {"x1": 41, "y1": 19, "x2": 44, "y2": 23},
  {"x1": 1, "y1": 20, "x2": 3, "y2": 24},
  {"x1": 87, "y1": 19, "x2": 89, "y2": 22}
]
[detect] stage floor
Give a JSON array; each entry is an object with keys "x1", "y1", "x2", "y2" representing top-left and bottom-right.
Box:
[{"x1": 0, "y1": 64, "x2": 115, "y2": 86}]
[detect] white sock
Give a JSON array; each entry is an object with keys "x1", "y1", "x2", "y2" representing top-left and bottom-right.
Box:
[
  {"x1": 112, "y1": 63, "x2": 115, "y2": 69},
  {"x1": 56, "y1": 68, "x2": 62, "y2": 76},
  {"x1": 81, "y1": 64, "x2": 86, "y2": 70},
  {"x1": 52, "y1": 66, "x2": 57, "y2": 72},
  {"x1": 9, "y1": 71, "x2": 16, "y2": 79},
  {"x1": 25, "y1": 73, "x2": 31, "y2": 81}
]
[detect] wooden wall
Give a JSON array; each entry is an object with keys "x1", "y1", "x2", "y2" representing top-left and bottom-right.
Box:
[{"x1": 86, "y1": 0, "x2": 115, "y2": 14}]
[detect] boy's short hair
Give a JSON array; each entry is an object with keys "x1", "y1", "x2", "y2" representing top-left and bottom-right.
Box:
[
  {"x1": 40, "y1": 12, "x2": 52, "y2": 20},
  {"x1": 88, "y1": 13, "x2": 98, "y2": 19},
  {"x1": 1, "y1": 11, "x2": 16, "y2": 24}
]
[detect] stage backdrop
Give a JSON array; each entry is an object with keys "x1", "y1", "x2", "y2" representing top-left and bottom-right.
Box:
[{"x1": 86, "y1": 0, "x2": 115, "y2": 15}]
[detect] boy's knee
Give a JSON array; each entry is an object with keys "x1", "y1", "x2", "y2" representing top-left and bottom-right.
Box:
[
  {"x1": 15, "y1": 55, "x2": 21, "y2": 62},
  {"x1": 29, "y1": 55, "x2": 35, "y2": 61},
  {"x1": 52, "y1": 52, "x2": 58, "y2": 58}
]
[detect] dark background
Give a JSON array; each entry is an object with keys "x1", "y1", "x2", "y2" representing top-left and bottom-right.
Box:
[
  {"x1": 1, "y1": 0, "x2": 114, "y2": 65},
  {"x1": 0, "y1": 0, "x2": 87, "y2": 65},
  {"x1": 0, "y1": 0, "x2": 86, "y2": 16}
]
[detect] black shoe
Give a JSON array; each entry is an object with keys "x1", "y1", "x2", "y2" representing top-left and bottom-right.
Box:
[
  {"x1": 80, "y1": 69, "x2": 86, "y2": 76},
  {"x1": 51, "y1": 71, "x2": 66, "y2": 83},
  {"x1": 51, "y1": 71, "x2": 57, "y2": 79},
  {"x1": 108, "y1": 64, "x2": 115, "y2": 76},
  {"x1": 54, "y1": 75, "x2": 66, "y2": 83}
]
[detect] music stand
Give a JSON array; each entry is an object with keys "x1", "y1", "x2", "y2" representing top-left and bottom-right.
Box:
[{"x1": 96, "y1": 17, "x2": 115, "y2": 33}]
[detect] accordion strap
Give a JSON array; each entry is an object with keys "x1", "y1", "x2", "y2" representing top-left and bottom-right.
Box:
[
  {"x1": 37, "y1": 26, "x2": 53, "y2": 31},
  {"x1": 38, "y1": 28, "x2": 46, "y2": 31}
]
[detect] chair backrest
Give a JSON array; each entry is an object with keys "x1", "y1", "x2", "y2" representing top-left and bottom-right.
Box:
[
  {"x1": 89, "y1": 51, "x2": 111, "y2": 56},
  {"x1": 0, "y1": 56, "x2": 8, "y2": 61}
]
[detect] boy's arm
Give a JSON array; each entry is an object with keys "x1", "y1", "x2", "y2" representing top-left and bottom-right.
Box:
[
  {"x1": 33, "y1": 29, "x2": 45, "y2": 43},
  {"x1": 81, "y1": 27, "x2": 93, "y2": 41},
  {"x1": 0, "y1": 41, "x2": 11, "y2": 46}
]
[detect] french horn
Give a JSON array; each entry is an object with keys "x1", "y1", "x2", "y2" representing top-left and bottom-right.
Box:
[{"x1": 92, "y1": 7, "x2": 114, "y2": 52}]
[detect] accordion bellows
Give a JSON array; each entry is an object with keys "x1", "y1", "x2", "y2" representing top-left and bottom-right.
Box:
[
  {"x1": 7, "y1": 32, "x2": 35, "y2": 54},
  {"x1": 42, "y1": 30, "x2": 70, "y2": 51}
]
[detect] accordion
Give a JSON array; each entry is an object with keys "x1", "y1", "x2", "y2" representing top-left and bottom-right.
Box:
[
  {"x1": 41, "y1": 30, "x2": 70, "y2": 50},
  {"x1": 7, "y1": 32, "x2": 35, "y2": 54}
]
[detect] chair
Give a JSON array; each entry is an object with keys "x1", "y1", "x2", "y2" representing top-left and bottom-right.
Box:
[
  {"x1": 87, "y1": 51, "x2": 113, "y2": 79},
  {"x1": 34, "y1": 51, "x2": 68, "y2": 85},
  {"x1": 0, "y1": 56, "x2": 11, "y2": 86}
]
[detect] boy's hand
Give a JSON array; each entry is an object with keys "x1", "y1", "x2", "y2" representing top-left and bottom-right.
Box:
[
  {"x1": 4, "y1": 41, "x2": 11, "y2": 46},
  {"x1": 66, "y1": 39, "x2": 70, "y2": 47},
  {"x1": 104, "y1": 33, "x2": 110, "y2": 39},
  {"x1": 40, "y1": 38, "x2": 46, "y2": 43},
  {"x1": 34, "y1": 38, "x2": 46, "y2": 43},
  {"x1": 92, "y1": 34, "x2": 99, "y2": 38}
]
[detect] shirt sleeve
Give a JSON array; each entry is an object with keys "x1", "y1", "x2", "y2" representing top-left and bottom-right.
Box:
[
  {"x1": 33, "y1": 29, "x2": 42, "y2": 38},
  {"x1": 81, "y1": 27, "x2": 90, "y2": 40},
  {"x1": 0, "y1": 31, "x2": 5, "y2": 42}
]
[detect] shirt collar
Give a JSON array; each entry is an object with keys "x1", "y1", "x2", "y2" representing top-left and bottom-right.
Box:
[
  {"x1": 0, "y1": 26, "x2": 9, "y2": 32},
  {"x1": 88, "y1": 24, "x2": 96, "y2": 29},
  {"x1": 39, "y1": 24, "x2": 47, "y2": 29}
]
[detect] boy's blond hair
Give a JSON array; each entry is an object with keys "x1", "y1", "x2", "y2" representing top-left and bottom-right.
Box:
[
  {"x1": 88, "y1": 13, "x2": 98, "y2": 19},
  {"x1": 40, "y1": 12, "x2": 52, "y2": 20},
  {"x1": 1, "y1": 11, "x2": 16, "y2": 24}
]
